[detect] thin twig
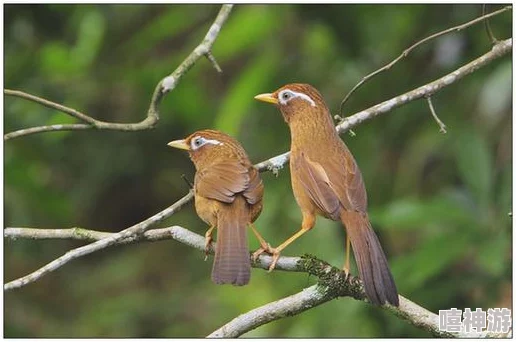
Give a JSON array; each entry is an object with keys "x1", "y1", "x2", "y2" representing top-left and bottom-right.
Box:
[
  {"x1": 4, "y1": 4, "x2": 233, "y2": 141},
  {"x1": 205, "y1": 51, "x2": 223, "y2": 73},
  {"x1": 483, "y1": 5, "x2": 499, "y2": 44},
  {"x1": 4, "y1": 190, "x2": 194, "y2": 291},
  {"x1": 338, "y1": 5, "x2": 511, "y2": 115},
  {"x1": 425, "y1": 96, "x2": 447, "y2": 133},
  {"x1": 4, "y1": 124, "x2": 92, "y2": 140}
]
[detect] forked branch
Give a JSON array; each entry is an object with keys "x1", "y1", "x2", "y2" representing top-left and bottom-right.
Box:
[
  {"x1": 4, "y1": 4, "x2": 233, "y2": 141},
  {"x1": 338, "y1": 5, "x2": 511, "y2": 114}
]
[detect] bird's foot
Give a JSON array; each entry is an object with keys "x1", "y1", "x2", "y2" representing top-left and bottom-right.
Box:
[
  {"x1": 252, "y1": 242, "x2": 273, "y2": 262},
  {"x1": 267, "y1": 249, "x2": 281, "y2": 272},
  {"x1": 204, "y1": 238, "x2": 213, "y2": 261},
  {"x1": 342, "y1": 266, "x2": 350, "y2": 280},
  {"x1": 252, "y1": 243, "x2": 282, "y2": 272}
]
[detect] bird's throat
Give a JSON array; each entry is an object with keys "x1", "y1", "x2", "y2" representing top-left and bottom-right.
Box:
[{"x1": 288, "y1": 112, "x2": 338, "y2": 151}]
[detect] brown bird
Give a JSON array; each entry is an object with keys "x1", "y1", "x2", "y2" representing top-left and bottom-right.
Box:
[
  {"x1": 254, "y1": 84, "x2": 399, "y2": 306},
  {"x1": 168, "y1": 129, "x2": 269, "y2": 286}
]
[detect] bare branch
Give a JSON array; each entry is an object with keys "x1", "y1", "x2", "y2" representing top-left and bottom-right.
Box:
[
  {"x1": 254, "y1": 38, "x2": 512, "y2": 172},
  {"x1": 205, "y1": 51, "x2": 223, "y2": 73},
  {"x1": 336, "y1": 38, "x2": 511, "y2": 133},
  {"x1": 4, "y1": 89, "x2": 98, "y2": 124},
  {"x1": 339, "y1": 5, "x2": 511, "y2": 114},
  {"x1": 4, "y1": 190, "x2": 194, "y2": 291},
  {"x1": 4, "y1": 4, "x2": 233, "y2": 141},
  {"x1": 425, "y1": 96, "x2": 447, "y2": 133},
  {"x1": 4, "y1": 224, "x2": 303, "y2": 273},
  {"x1": 209, "y1": 283, "x2": 506, "y2": 338},
  {"x1": 4, "y1": 123, "x2": 92, "y2": 140}
]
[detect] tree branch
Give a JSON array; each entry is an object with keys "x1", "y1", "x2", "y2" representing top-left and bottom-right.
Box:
[
  {"x1": 7, "y1": 224, "x2": 507, "y2": 338},
  {"x1": 339, "y1": 5, "x2": 512, "y2": 114},
  {"x1": 4, "y1": 190, "x2": 194, "y2": 291},
  {"x1": 255, "y1": 38, "x2": 512, "y2": 172},
  {"x1": 425, "y1": 96, "x2": 447, "y2": 133},
  {"x1": 4, "y1": 4, "x2": 233, "y2": 141},
  {"x1": 208, "y1": 283, "x2": 508, "y2": 338}
]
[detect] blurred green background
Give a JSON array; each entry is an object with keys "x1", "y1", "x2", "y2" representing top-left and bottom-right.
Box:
[{"x1": 4, "y1": 4, "x2": 512, "y2": 338}]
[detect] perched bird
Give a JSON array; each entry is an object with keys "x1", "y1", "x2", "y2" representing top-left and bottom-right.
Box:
[
  {"x1": 254, "y1": 84, "x2": 399, "y2": 306},
  {"x1": 168, "y1": 129, "x2": 269, "y2": 286}
]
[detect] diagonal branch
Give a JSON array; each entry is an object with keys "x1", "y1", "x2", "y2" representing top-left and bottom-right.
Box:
[
  {"x1": 4, "y1": 4, "x2": 233, "y2": 141},
  {"x1": 338, "y1": 5, "x2": 512, "y2": 114},
  {"x1": 4, "y1": 190, "x2": 194, "y2": 291},
  {"x1": 208, "y1": 283, "x2": 508, "y2": 338}
]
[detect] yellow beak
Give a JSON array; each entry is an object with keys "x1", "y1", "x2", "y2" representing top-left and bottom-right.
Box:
[
  {"x1": 167, "y1": 139, "x2": 190, "y2": 150},
  {"x1": 254, "y1": 93, "x2": 278, "y2": 104}
]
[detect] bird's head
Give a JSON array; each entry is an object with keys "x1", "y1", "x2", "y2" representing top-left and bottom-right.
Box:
[
  {"x1": 254, "y1": 83, "x2": 328, "y2": 123},
  {"x1": 168, "y1": 129, "x2": 240, "y2": 168}
]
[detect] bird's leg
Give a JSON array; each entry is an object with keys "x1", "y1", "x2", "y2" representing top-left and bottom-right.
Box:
[
  {"x1": 204, "y1": 225, "x2": 215, "y2": 261},
  {"x1": 342, "y1": 234, "x2": 350, "y2": 278},
  {"x1": 250, "y1": 223, "x2": 273, "y2": 261},
  {"x1": 265, "y1": 213, "x2": 316, "y2": 272}
]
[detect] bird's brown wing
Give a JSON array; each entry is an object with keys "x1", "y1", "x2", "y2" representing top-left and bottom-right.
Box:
[
  {"x1": 242, "y1": 166, "x2": 263, "y2": 205},
  {"x1": 323, "y1": 142, "x2": 367, "y2": 212},
  {"x1": 292, "y1": 152, "x2": 340, "y2": 220},
  {"x1": 195, "y1": 160, "x2": 250, "y2": 203}
]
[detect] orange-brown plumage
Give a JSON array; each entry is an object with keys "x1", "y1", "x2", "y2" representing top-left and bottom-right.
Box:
[
  {"x1": 255, "y1": 84, "x2": 399, "y2": 306},
  {"x1": 168, "y1": 129, "x2": 266, "y2": 286}
]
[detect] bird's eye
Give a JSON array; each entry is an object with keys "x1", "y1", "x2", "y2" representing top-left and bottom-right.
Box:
[
  {"x1": 191, "y1": 137, "x2": 206, "y2": 150},
  {"x1": 282, "y1": 92, "x2": 291, "y2": 100}
]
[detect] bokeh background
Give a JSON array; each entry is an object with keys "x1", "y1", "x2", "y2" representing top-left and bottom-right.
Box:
[{"x1": 4, "y1": 4, "x2": 512, "y2": 338}]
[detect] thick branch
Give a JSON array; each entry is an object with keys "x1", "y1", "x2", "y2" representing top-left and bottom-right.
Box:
[
  {"x1": 4, "y1": 4, "x2": 233, "y2": 141},
  {"x1": 209, "y1": 284, "x2": 505, "y2": 338}
]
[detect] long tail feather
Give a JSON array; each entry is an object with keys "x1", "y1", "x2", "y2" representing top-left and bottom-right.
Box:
[
  {"x1": 341, "y1": 210, "x2": 399, "y2": 306},
  {"x1": 212, "y1": 197, "x2": 250, "y2": 286}
]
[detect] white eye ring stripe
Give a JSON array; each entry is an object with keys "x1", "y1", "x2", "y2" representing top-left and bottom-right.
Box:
[
  {"x1": 278, "y1": 89, "x2": 316, "y2": 107},
  {"x1": 190, "y1": 136, "x2": 223, "y2": 150}
]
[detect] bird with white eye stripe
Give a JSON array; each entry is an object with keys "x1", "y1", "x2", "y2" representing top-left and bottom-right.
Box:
[
  {"x1": 168, "y1": 129, "x2": 271, "y2": 286},
  {"x1": 254, "y1": 83, "x2": 399, "y2": 306}
]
